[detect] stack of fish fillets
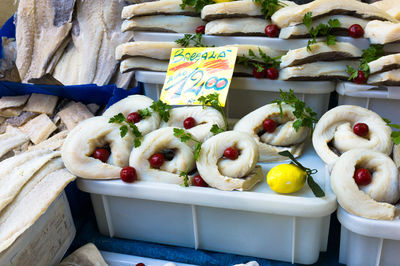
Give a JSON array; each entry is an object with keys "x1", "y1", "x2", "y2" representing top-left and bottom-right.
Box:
[
  {"x1": 202, "y1": 0, "x2": 296, "y2": 36},
  {"x1": 272, "y1": 0, "x2": 397, "y2": 40},
  {"x1": 116, "y1": 41, "x2": 286, "y2": 76},
  {"x1": 121, "y1": 0, "x2": 204, "y2": 34},
  {"x1": 367, "y1": 53, "x2": 400, "y2": 85}
]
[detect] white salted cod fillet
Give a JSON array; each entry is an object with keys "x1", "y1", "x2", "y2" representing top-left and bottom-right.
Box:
[
  {"x1": 0, "y1": 162, "x2": 75, "y2": 253},
  {"x1": 0, "y1": 149, "x2": 61, "y2": 212},
  {"x1": 372, "y1": 0, "x2": 400, "y2": 20},
  {"x1": 368, "y1": 69, "x2": 400, "y2": 86},
  {"x1": 280, "y1": 42, "x2": 362, "y2": 68},
  {"x1": 280, "y1": 60, "x2": 359, "y2": 81},
  {"x1": 0, "y1": 126, "x2": 29, "y2": 160},
  {"x1": 103, "y1": 95, "x2": 160, "y2": 135},
  {"x1": 161, "y1": 106, "x2": 225, "y2": 142},
  {"x1": 122, "y1": 0, "x2": 198, "y2": 19},
  {"x1": 116, "y1": 42, "x2": 181, "y2": 61},
  {"x1": 312, "y1": 105, "x2": 392, "y2": 166},
  {"x1": 365, "y1": 20, "x2": 400, "y2": 44},
  {"x1": 16, "y1": 0, "x2": 75, "y2": 83},
  {"x1": 279, "y1": 15, "x2": 369, "y2": 39},
  {"x1": 53, "y1": 0, "x2": 133, "y2": 86},
  {"x1": 205, "y1": 18, "x2": 270, "y2": 36},
  {"x1": 59, "y1": 243, "x2": 108, "y2": 266},
  {"x1": 368, "y1": 53, "x2": 400, "y2": 75},
  {"x1": 129, "y1": 127, "x2": 196, "y2": 184},
  {"x1": 271, "y1": 0, "x2": 397, "y2": 28},
  {"x1": 196, "y1": 131, "x2": 263, "y2": 191},
  {"x1": 331, "y1": 149, "x2": 399, "y2": 220},
  {"x1": 62, "y1": 116, "x2": 134, "y2": 179},
  {"x1": 234, "y1": 103, "x2": 310, "y2": 162},
  {"x1": 122, "y1": 15, "x2": 205, "y2": 33},
  {"x1": 394, "y1": 144, "x2": 400, "y2": 168},
  {"x1": 121, "y1": 57, "x2": 169, "y2": 73}
]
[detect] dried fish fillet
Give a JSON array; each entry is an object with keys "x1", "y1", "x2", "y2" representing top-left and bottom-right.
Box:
[
  {"x1": 5, "y1": 111, "x2": 37, "y2": 127},
  {"x1": 28, "y1": 130, "x2": 69, "y2": 152},
  {"x1": 0, "y1": 107, "x2": 24, "y2": 118},
  {"x1": 372, "y1": 0, "x2": 400, "y2": 20},
  {"x1": 368, "y1": 53, "x2": 400, "y2": 75},
  {"x1": 201, "y1": 0, "x2": 263, "y2": 21},
  {"x1": 0, "y1": 126, "x2": 29, "y2": 160},
  {"x1": 19, "y1": 114, "x2": 57, "y2": 145},
  {"x1": 0, "y1": 37, "x2": 20, "y2": 83},
  {"x1": 271, "y1": 0, "x2": 397, "y2": 28},
  {"x1": 120, "y1": 57, "x2": 169, "y2": 73},
  {"x1": 109, "y1": 68, "x2": 136, "y2": 90},
  {"x1": 59, "y1": 243, "x2": 108, "y2": 266},
  {"x1": 122, "y1": 0, "x2": 198, "y2": 19},
  {"x1": 0, "y1": 168, "x2": 75, "y2": 253},
  {"x1": 57, "y1": 102, "x2": 93, "y2": 130},
  {"x1": 368, "y1": 69, "x2": 400, "y2": 86},
  {"x1": 122, "y1": 15, "x2": 204, "y2": 33},
  {"x1": 0, "y1": 95, "x2": 29, "y2": 110},
  {"x1": 0, "y1": 149, "x2": 61, "y2": 213},
  {"x1": 116, "y1": 42, "x2": 180, "y2": 61},
  {"x1": 15, "y1": 0, "x2": 75, "y2": 83},
  {"x1": 365, "y1": 20, "x2": 400, "y2": 44},
  {"x1": 205, "y1": 18, "x2": 270, "y2": 36},
  {"x1": 280, "y1": 42, "x2": 362, "y2": 68},
  {"x1": 23, "y1": 93, "x2": 59, "y2": 115}
]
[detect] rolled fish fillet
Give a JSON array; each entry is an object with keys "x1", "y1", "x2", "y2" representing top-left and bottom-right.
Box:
[
  {"x1": 116, "y1": 42, "x2": 181, "y2": 61},
  {"x1": 62, "y1": 116, "x2": 134, "y2": 179},
  {"x1": 371, "y1": 0, "x2": 400, "y2": 20},
  {"x1": 365, "y1": 20, "x2": 400, "y2": 44},
  {"x1": 122, "y1": 15, "x2": 205, "y2": 33},
  {"x1": 197, "y1": 131, "x2": 263, "y2": 191},
  {"x1": 368, "y1": 53, "x2": 400, "y2": 75},
  {"x1": 129, "y1": 127, "x2": 196, "y2": 184},
  {"x1": 271, "y1": 0, "x2": 396, "y2": 28},
  {"x1": 103, "y1": 95, "x2": 160, "y2": 135},
  {"x1": 234, "y1": 103, "x2": 310, "y2": 162},
  {"x1": 205, "y1": 18, "x2": 270, "y2": 36},
  {"x1": 280, "y1": 42, "x2": 362, "y2": 68},
  {"x1": 279, "y1": 15, "x2": 369, "y2": 39},
  {"x1": 331, "y1": 149, "x2": 399, "y2": 220},
  {"x1": 368, "y1": 69, "x2": 400, "y2": 86},
  {"x1": 122, "y1": 0, "x2": 198, "y2": 20},
  {"x1": 394, "y1": 144, "x2": 400, "y2": 168},
  {"x1": 280, "y1": 60, "x2": 359, "y2": 81},
  {"x1": 161, "y1": 106, "x2": 225, "y2": 142},
  {"x1": 120, "y1": 57, "x2": 169, "y2": 73},
  {"x1": 313, "y1": 105, "x2": 392, "y2": 166}
]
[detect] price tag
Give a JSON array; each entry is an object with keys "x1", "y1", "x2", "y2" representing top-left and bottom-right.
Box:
[{"x1": 160, "y1": 46, "x2": 238, "y2": 106}]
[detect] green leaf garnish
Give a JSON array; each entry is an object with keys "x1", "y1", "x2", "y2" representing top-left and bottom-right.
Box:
[
  {"x1": 109, "y1": 113, "x2": 125, "y2": 123},
  {"x1": 347, "y1": 44, "x2": 384, "y2": 80},
  {"x1": 109, "y1": 113, "x2": 144, "y2": 147},
  {"x1": 150, "y1": 100, "x2": 171, "y2": 122},
  {"x1": 138, "y1": 108, "x2": 152, "y2": 119},
  {"x1": 278, "y1": 151, "x2": 325, "y2": 197},
  {"x1": 271, "y1": 89, "x2": 318, "y2": 132},
  {"x1": 198, "y1": 93, "x2": 229, "y2": 131},
  {"x1": 303, "y1": 12, "x2": 312, "y2": 29},
  {"x1": 120, "y1": 125, "x2": 128, "y2": 138},
  {"x1": 252, "y1": 0, "x2": 284, "y2": 19},
  {"x1": 382, "y1": 118, "x2": 400, "y2": 145},
  {"x1": 180, "y1": 0, "x2": 213, "y2": 12},
  {"x1": 237, "y1": 48, "x2": 281, "y2": 71},
  {"x1": 175, "y1": 33, "x2": 206, "y2": 48},
  {"x1": 210, "y1": 124, "x2": 225, "y2": 135}
]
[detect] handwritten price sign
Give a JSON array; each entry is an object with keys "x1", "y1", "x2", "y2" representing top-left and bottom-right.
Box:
[{"x1": 160, "y1": 47, "x2": 238, "y2": 106}]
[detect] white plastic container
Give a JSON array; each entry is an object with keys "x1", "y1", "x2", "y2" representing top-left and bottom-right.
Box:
[
  {"x1": 77, "y1": 146, "x2": 337, "y2": 265},
  {"x1": 101, "y1": 251, "x2": 196, "y2": 266},
  {"x1": 0, "y1": 191, "x2": 76, "y2": 266},
  {"x1": 136, "y1": 71, "x2": 335, "y2": 119},
  {"x1": 337, "y1": 82, "x2": 400, "y2": 124},
  {"x1": 337, "y1": 206, "x2": 400, "y2": 266}
]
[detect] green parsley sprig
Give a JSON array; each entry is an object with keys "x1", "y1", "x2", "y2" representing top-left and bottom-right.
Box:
[
  {"x1": 210, "y1": 124, "x2": 225, "y2": 135},
  {"x1": 237, "y1": 48, "x2": 281, "y2": 73},
  {"x1": 173, "y1": 128, "x2": 203, "y2": 187},
  {"x1": 252, "y1": 0, "x2": 284, "y2": 19},
  {"x1": 109, "y1": 113, "x2": 143, "y2": 147},
  {"x1": 303, "y1": 12, "x2": 341, "y2": 51},
  {"x1": 180, "y1": 0, "x2": 213, "y2": 12},
  {"x1": 346, "y1": 44, "x2": 384, "y2": 80},
  {"x1": 383, "y1": 118, "x2": 400, "y2": 145},
  {"x1": 198, "y1": 93, "x2": 229, "y2": 131},
  {"x1": 139, "y1": 100, "x2": 172, "y2": 122},
  {"x1": 272, "y1": 89, "x2": 318, "y2": 131},
  {"x1": 175, "y1": 33, "x2": 206, "y2": 48},
  {"x1": 278, "y1": 151, "x2": 325, "y2": 197}
]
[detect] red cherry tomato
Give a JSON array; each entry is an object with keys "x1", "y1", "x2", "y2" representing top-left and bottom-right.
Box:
[
  {"x1": 93, "y1": 148, "x2": 110, "y2": 163},
  {"x1": 354, "y1": 168, "x2": 372, "y2": 186},
  {"x1": 120, "y1": 166, "x2": 138, "y2": 183},
  {"x1": 224, "y1": 147, "x2": 239, "y2": 160},
  {"x1": 149, "y1": 153, "x2": 165, "y2": 168},
  {"x1": 353, "y1": 123, "x2": 369, "y2": 137}
]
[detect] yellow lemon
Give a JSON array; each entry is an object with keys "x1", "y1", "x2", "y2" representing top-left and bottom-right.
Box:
[
  {"x1": 267, "y1": 164, "x2": 306, "y2": 194},
  {"x1": 213, "y1": 0, "x2": 233, "y2": 2}
]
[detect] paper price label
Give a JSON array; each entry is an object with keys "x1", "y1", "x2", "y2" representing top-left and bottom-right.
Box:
[{"x1": 160, "y1": 46, "x2": 238, "y2": 106}]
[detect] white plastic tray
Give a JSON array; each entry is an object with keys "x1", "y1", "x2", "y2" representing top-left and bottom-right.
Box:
[
  {"x1": 338, "y1": 206, "x2": 400, "y2": 266},
  {"x1": 0, "y1": 191, "x2": 75, "y2": 266},
  {"x1": 77, "y1": 145, "x2": 337, "y2": 265},
  {"x1": 337, "y1": 82, "x2": 400, "y2": 124},
  {"x1": 136, "y1": 71, "x2": 335, "y2": 119},
  {"x1": 101, "y1": 251, "x2": 196, "y2": 266}
]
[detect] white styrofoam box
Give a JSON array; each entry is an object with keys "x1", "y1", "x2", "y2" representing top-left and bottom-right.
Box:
[
  {"x1": 136, "y1": 71, "x2": 335, "y2": 119},
  {"x1": 337, "y1": 82, "x2": 400, "y2": 124},
  {"x1": 337, "y1": 206, "x2": 400, "y2": 266},
  {"x1": 0, "y1": 191, "x2": 75, "y2": 266},
  {"x1": 77, "y1": 145, "x2": 337, "y2": 265},
  {"x1": 101, "y1": 251, "x2": 196, "y2": 266},
  {"x1": 133, "y1": 32, "x2": 371, "y2": 51}
]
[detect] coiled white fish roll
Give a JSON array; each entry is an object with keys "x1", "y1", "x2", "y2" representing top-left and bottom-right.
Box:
[
  {"x1": 103, "y1": 95, "x2": 160, "y2": 135},
  {"x1": 331, "y1": 149, "x2": 399, "y2": 220},
  {"x1": 62, "y1": 117, "x2": 134, "y2": 179},
  {"x1": 161, "y1": 106, "x2": 225, "y2": 142},
  {"x1": 313, "y1": 105, "x2": 392, "y2": 166},
  {"x1": 196, "y1": 131, "x2": 263, "y2": 191},
  {"x1": 129, "y1": 127, "x2": 195, "y2": 184},
  {"x1": 234, "y1": 103, "x2": 309, "y2": 162}
]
